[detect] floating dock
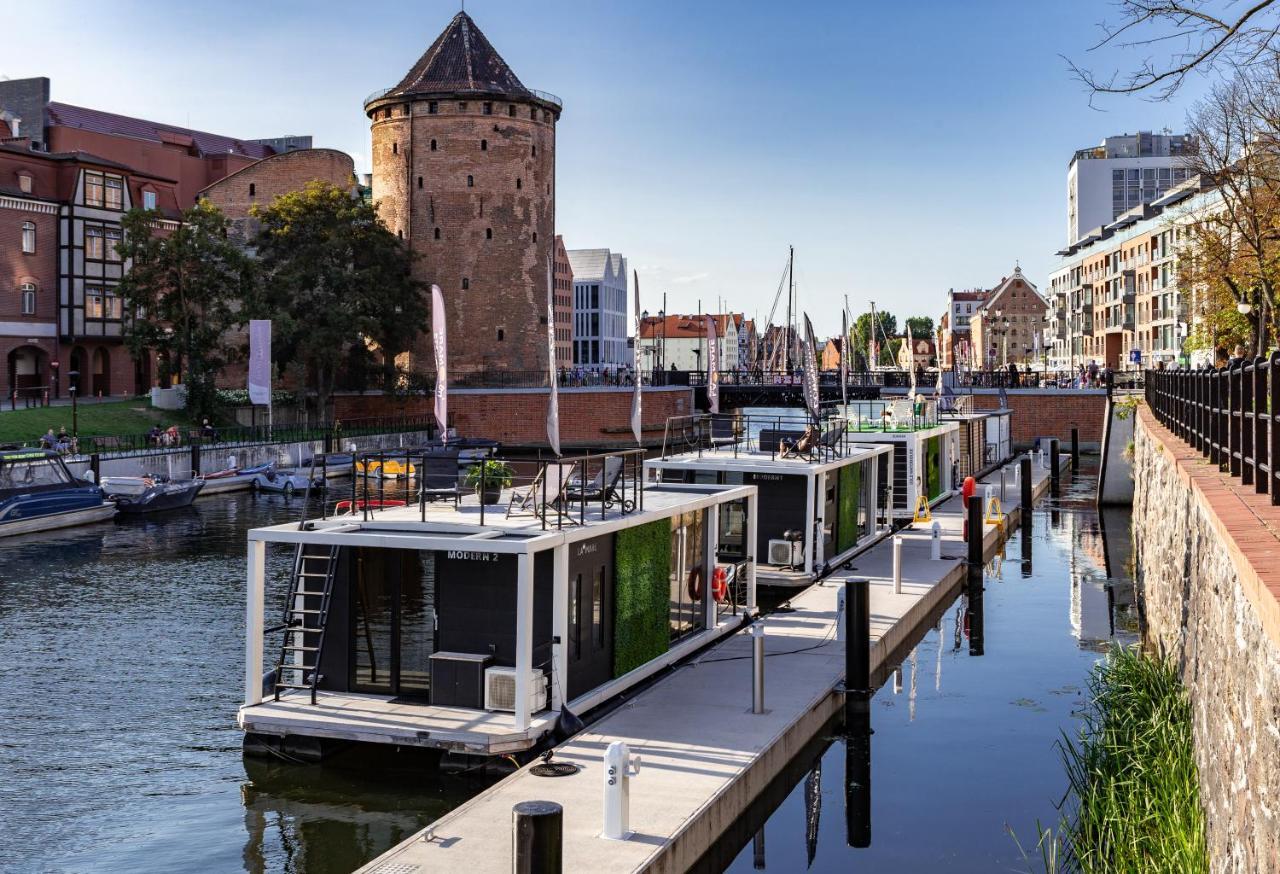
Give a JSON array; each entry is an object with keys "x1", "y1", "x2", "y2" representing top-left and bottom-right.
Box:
[{"x1": 358, "y1": 454, "x2": 1066, "y2": 874}]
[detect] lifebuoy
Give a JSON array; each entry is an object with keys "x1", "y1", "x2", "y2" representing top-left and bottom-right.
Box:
[
  {"x1": 687, "y1": 565, "x2": 704, "y2": 602},
  {"x1": 711, "y1": 566, "x2": 728, "y2": 603}
]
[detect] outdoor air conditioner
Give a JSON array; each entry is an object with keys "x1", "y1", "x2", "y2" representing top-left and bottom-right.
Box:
[
  {"x1": 484, "y1": 666, "x2": 548, "y2": 712},
  {"x1": 768, "y1": 538, "x2": 803, "y2": 567}
]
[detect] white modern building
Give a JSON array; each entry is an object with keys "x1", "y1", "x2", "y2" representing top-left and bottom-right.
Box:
[
  {"x1": 1066, "y1": 131, "x2": 1193, "y2": 245},
  {"x1": 636, "y1": 313, "x2": 741, "y2": 373},
  {"x1": 567, "y1": 248, "x2": 628, "y2": 368}
]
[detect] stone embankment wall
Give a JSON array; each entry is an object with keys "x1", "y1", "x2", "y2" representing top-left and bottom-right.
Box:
[{"x1": 1132, "y1": 406, "x2": 1280, "y2": 872}]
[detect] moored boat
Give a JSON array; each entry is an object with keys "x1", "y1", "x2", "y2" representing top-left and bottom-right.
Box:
[
  {"x1": 101, "y1": 476, "x2": 205, "y2": 514},
  {"x1": 0, "y1": 448, "x2": 116, "y2": 536}
]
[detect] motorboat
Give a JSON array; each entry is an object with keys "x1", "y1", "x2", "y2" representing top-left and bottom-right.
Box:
[
  {"x1": 253, "y1": 468, "x2": 325, "y2": 497},
  {"x1": 0, "y1": 448, "x2": 116, "y2": 536},
  {"x1": 101, "y1": 476, "x2": 205, "y2": 514},
  {"x1": 354, "y1": 455, "x2": 416, "y2": 479},
  {"x1": 199, "y1": 461, "x2": 276, "y2": 495}
]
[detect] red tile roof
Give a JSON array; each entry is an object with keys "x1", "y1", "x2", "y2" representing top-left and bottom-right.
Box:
[
  {"x1": 638, "y1": 313, "x2": 737, "y2": 340},
  {"x1": 46, "y1": 102, "x2": 273, "y2": 159}
]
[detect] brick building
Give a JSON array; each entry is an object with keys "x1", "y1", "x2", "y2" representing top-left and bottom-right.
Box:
[
  {"x1": 364, "y1": 12, "x2": 562, "y2": 379},
  {"x1": 552, "y1": 235, "x2": 573, "y2": 369},
  {"x1": 969, "y1": 267, "x2": 1049, "y2": 368}
]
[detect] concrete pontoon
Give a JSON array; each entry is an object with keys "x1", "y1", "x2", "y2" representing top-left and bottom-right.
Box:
[
  {"x1": 238, "y1": 449, "x2": 758, "y2": 760},
  {"x1": 647, "y1": 414, "x2": 894, "y2": 588}
]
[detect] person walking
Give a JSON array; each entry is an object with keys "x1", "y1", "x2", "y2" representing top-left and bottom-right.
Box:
[{"x1": 1227, "y1": 344, "x2": 1247, "y2": 368}]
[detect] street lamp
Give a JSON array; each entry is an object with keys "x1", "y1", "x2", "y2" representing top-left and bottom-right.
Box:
[{"x1": 68, "y1": 370, "x2": 79, "y2": 436}]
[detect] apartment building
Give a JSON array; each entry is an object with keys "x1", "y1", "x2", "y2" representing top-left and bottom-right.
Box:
[
  {"x1": 938, "y1": 288, "x2": 986, "y2": 367},
  {"x1": 567, "y1": 248, "x2": 628, "y2": 368},
  {"x1": 1066, "y1": 131, "x2": 1193, "y2": 245}
]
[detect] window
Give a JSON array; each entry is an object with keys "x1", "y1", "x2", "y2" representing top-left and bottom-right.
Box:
[
  {"x1": 86, "y1": 286, "x2": 122, "y2": 319},
  {"x1": 392, "y1": 142, "x2": 398, "y2": 155},
  {"x1": 85, "y1": 172, "x2": 104, "y2": 206},
  {"x1": 21, "y1": 221, "x2": 35, "y2": 254},
  {"x1": 402, "y1": 104, "x2": 410, "y2": 116},
  {"x1": 106, "y1": 228, "x2": 122, "y2": 262},
  {"x1": 142, "y1": 190, "x2": 157, "y2": 210},
  {"x1": 434, "y1": 227, "x2": 441, "y2": 240},
  {"x1": 485, "y1": 227, "x2": 492, "y2": 239},
  {"x1": 104, "y1": 175, "x2": 123, "y2": 209},
  {"x1": 417, "y1": 176, "x2": 423, "y2": 189},
  {"x1": 18, "y1": 174, "x2": 32, "y2": 194},
  {"x1": 497, "y1": 328, "x2": 504, "y2": 341},
  {"x1": 467, "y1": 175, "x2": 474, "y2": 187},
  {"x1": 508, "y1": 105, "x2": 516, "y2": 117},
  {"x1": 430, "y1": 139, "x2": 437, "y2": 151},
  {"x1": 20, "y1": 283, "x2": 36, "y2": 315},
  {"x1": 483, "y1": 101, "x2": 493, "y2": 115},
  {"x1": 458, "y1": 101, "x2": 468, "y2": 111},
  {"x1": 428, "y1": 101, "x2": 438, "y2": 114},
  {"x1": 532, "y1": 232, "x2": 537, "y2": 243},
  {"x1": 86, "y1": 226, "x2": 105, "y2": 260},
  {"x1": 516, "y1": 177, "x2": 522, "y2": 190},
  {"x1": 462, "y1": 277, "x2": 470, "y2": 290},
  {"x1": 481, "y1": 139, "x2": 487, "y2": 151},
  {"x1": 249, "y1": 183, "x2": 256, "y2": 198},
  {"x1": 532, "y1": 145, "x2": 537, "y2": 157}
]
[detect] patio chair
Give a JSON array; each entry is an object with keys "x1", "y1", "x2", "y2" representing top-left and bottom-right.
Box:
[
  {"x1": 566, "y1": 456, "x2": 633, "y2": 511},
  {"x1": 419, "y1": 450, "x2": 461, "y2": 507},
  {"x1": 780, "y1": 425, "x2": 819, "y2": 461},
  {"x1": 707, "y1": 416, "x2": 737, "y2": 450},
  {"x1": 506, "y1": 465, "x2": 546, "y2": 518},
  {"x1": 818, "y1": 426, "x2": 843, "y2": 458}
]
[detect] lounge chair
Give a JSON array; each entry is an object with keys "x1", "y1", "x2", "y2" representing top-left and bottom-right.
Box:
[
  {"x1": 708, "y1": 416, "x2": 737, "y2": 450},
  {"x1": 780, "y1": 426, "x2": 819, "y2": 461},
  {"x1": 566, "y1": 456, "x2": 633, "y2": 511},
  {"x1": 818, "y1": 426, "x2": 843, "y2": 458},
  {"x1": 508, "y1": 461, "x2": 579, "y2": 522},
  {"x1": 419, "y1": 451, "x2": 462, "y2": 507}
]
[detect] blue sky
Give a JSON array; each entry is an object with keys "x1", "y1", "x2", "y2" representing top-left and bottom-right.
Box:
[{"x1": 7, "y1": 0, "x2": 1214, "y2": 335}]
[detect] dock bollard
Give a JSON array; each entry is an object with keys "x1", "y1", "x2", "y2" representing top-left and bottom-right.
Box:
[
  {"x1": 892, "y1": 536, "x2": 903, "y2": 594},
  {"x1": 1070, "y1": 427, "x2": 1079, "y2": 472},
  {"x1": 1020, "y1": 455, "x2": 1033, "y2": 521},
  {"x1": 930, "y1": 522, "x2": 942, "y2": 560},
  {"x1": 967, "y1": 495, "x2": 983, "y2": 569},
  {"x1": 513, "y1": 800, "x2": 563, "y2": 873},
  {"x1": 602, "y1": 742, "x2": 641, "y2": 841},
  {"x1": 751, "y1": 624, "x2": 766, "y2": 714},
  {"x1": 1050, "y1": 438, "x2": 1061, "y2": 497},
  {"x1": 999, "y1": 468, "x2": 1007, "y2": 505},
  {"x1": 844, "y1": 578, "x2": 871, "y2": 695}
]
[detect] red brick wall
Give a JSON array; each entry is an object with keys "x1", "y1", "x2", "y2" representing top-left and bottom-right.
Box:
[
  {"x1": 970, "y1": 389, "x2": 1108, "y2": 447},
  {"x1": 334, "y1": 387, "x2": 693, "y2": 448},
  {"x1": 200, "y1": 149, "x2": 356, "y2": 242}
]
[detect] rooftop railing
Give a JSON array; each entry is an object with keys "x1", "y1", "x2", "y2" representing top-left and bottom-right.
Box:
[{"x1": 658, "y1": 412, "x2": 853, "y2": 462}]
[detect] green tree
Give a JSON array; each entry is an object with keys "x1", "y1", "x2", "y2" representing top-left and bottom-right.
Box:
[
  {"x1": 115, "y1": 201, "x2": 251, "y2": 419},
  {"x1": 904, "y1": 316, "x2": 934, "y2": 338},
  {"x1": 852, "y1": 311, "x2": 899, "y2": 367},
  {"x1": 249, "y1": 181, "x2": 425, "y2": 416}
]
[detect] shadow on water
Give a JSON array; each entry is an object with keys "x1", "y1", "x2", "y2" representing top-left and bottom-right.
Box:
[{"x1": 701, "y1": 460, "x2": 1140, "y2": 873}]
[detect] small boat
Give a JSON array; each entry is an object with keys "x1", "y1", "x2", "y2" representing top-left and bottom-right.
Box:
[
  {"x1": 253, "y1": 468, "x2": 325, "y2": 497},
  {"x1": 199, "y1": 461, "x2": 276, "y2": 495},
  {"x1": 101, "y1": 476, "x2": 205, "y2": 514},
  {"x1": 334, "y1": 497, "x2": 406, "y2": 514},
  {"x1": 0, "y1": 448, "x2": 116, "y2": 536},
  {"x1": 355, "y1": 454, "x2": 416, "y2": 479}
]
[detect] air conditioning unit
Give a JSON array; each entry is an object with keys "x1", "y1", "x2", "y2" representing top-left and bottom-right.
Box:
[
  {"x1": 484, "y1": 666, "x2": 548, "y2": 712},
  {"x1": 767, "y1": 538, "x2": 802, "y2": 567}
]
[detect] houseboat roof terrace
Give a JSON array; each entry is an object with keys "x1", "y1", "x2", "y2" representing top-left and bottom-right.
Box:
[{"x1": 655, "y1": 412, "x2": 891, "y2": 470}]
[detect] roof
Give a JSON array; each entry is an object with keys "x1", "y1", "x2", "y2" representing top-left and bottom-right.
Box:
[
  {"x1": 46, "y1": 102, "x2": 272, "y2": 159},
  {"x1": 566, "y1": 248, "x2": 626, "y2": 284},
  {"x1": 388, "y1": 12, "x2": 530, "y2": 101},
  {"x1": 950, "y1": 290, "x2": 987, "y2": 301},
  {"x1": 638, "y1": 314, "x2": 737, "y2": 340},
  {"x1": 0, "y1": 143, "x2": 176, "y2": 180}
]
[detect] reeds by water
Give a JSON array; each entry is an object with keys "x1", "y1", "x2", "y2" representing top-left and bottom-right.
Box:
[{"x1": 1021, "y1": 645, "x2": 1208, "y2": 873}]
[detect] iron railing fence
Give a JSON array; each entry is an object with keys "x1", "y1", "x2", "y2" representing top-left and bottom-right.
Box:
[{"x1": 1145, "y1": 355, "x2": 1280, "y2": 505}]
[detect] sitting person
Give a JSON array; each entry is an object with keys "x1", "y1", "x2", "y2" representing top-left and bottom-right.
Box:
[
  {"x1": 200, "y1": 418, "x2": 219, "y2": 441},
  {"x1": 40, "y1": 427, "x2": 57, "y2": 449},
  {"x1": 55, "y1": 426, "x2": 73, "y2": 453},
  {"x1": 780, "y1": 424, "x2": 818, "y2": 457},
  {"x1": 147, "y1": 425, "x2": 163, "y2": 446}
]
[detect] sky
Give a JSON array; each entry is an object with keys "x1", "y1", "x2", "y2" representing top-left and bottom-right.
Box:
[{"x1": 6, "y1": 0, "x2": 1218, "y2": 336}]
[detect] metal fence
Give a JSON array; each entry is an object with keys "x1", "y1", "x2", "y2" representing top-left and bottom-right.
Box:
[{"x1": 1145, "y1": 355, "x2": 1280, "y2": 504}]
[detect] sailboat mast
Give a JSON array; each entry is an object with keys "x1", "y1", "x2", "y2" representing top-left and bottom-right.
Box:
[{"x1": 786, "y1": 245, "x2": 795, "y2": 373}]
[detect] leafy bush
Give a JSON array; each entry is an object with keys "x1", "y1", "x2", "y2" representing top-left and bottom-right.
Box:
[
  {"x1": 613, "y1": 519, "x2": 671, "y2": 677},
  {"x1": 464, "y1": 460, "x2": 514, "y2": 491}
]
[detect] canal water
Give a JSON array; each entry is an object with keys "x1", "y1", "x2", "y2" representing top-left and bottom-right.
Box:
[{"x1": 0, "y1": 465, "x2": 1135, "y2": 873}]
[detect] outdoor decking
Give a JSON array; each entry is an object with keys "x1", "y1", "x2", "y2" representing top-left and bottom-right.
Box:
[{"x1": 357, "y1": 454, "x2": 1067, "y2": 874}]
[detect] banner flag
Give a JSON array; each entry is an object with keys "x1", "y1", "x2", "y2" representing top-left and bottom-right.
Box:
[
  {"x1": 705, "y1": 315, "x2": 720, "y2": 415},
  {"x1": 546, "y1": 257, "x2": 561, "y2": 456},
  {"x1": 247, "y1": 320, "x2": 271, "y2": 406},
  {"x1": 803, "y1": 314, "x2": 820, "y2": 420},
  {"x1": 431, "y1": 285, "x2": 448, "y2": 441},
  {"x1": 907, "y1": 323, "x2": 917, "y2": 394},
  {"x1": 840, "y1": 310, "x2": 848, "y2": 410},
  {"x1": 631, "y1": 271, "x2": 643, "y2": 445}
]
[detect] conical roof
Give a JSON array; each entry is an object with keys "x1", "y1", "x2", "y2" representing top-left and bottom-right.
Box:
[{"x1": 389, "y1": 12, "x2": 530, "y2": 99}]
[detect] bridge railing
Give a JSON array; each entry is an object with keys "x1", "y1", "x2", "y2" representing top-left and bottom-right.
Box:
[{"x1": 1145, "y1": 355, "x2": 1280, "y2": 505}]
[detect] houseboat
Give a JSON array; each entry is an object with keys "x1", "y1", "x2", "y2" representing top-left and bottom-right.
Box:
[
  {"x1": 238, "y1": 448, "x2": 757, "y2": 762},
  {"x1": 939, "y1": 397, "x2": 1014, "y2": 481},
  {"x1": 838, "y1": 398, "x2": 961, "y2": 524},
  {"x1": 0, "y1": 448, "x2": 116, "y2": 536},
  {"x1": 645, "y1": 413, "x2": 894, "y2": 588}
]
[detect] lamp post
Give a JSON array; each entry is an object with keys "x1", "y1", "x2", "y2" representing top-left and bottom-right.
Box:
[{"x1": 68, "y1": 370, "x2": 79, "y2": 436}]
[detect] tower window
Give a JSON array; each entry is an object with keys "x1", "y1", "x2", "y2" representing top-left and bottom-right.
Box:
[
  {"x1": 467, "y1": 175, "x2": 474, "y2": 187},
  {"x1": 543, "y1": 111, "x2": 550, "y2": 122},
  {"x1": 533, "y1": 232, "x2": 538, "y2": 243},
  {"x1": 458, "y1": 101, "x2": 468, "y2": 111},
  {"x1": 434, "y1": 227, "x2": 441, "y2": 240},
  {"x1": 481, "y1": 139, "x2": 487, "y2": 151},
  {"x1": 497, "y1": 328, "x2": 504, "y2": 341},
  {"x1": 508, "y1": 105, "x2": 516, "y2": 117},
  {"x1": 531, "y1": 145, "x2": 537, "y2": 157},
  {"x1": 430, "y1": 139, "x2": 437, "y2": 151},
  {"x1": 486, "y1": 227, "x2": 493, "y2": 239},
  {"x1": 417, "y1": 176, "x2": 423, "y2": 189},
  {"x1": 249, "y1": 183, "x2": 255, "y2": 197},
  {"x1": 530, "y1": 107, "x2": 536, "y2": 120},
  {"x1": 397, "y1": 230, "x2": 403, "y2": 239},
  {"x1": 516, "y1": 178, "x2": 522, "y2": 190},
  {"x1": 462, "y1": 277, "x2": 470, "y2": 290},
  {"x1": 428, "y1": 101, "x2": 438, "y2": 114},
  {"x1": 392, "y1": 142, "x2": 398, "y2": 155},
  {"x1": 483, "y1": 101, "x2": 493, "y2": 115}
]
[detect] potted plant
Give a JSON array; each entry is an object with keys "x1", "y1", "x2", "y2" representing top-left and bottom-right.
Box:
[{"x1": 466, "y1": 459, "x2": 514, "y2": 504}]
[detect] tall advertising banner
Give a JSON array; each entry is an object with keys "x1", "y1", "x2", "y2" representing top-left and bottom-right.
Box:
[
  {"x1": 431, "y1": 285, "x2": 448, "y2": 441},
  {"x1": 803, "y1": 314, "x2": 820, "y2": 421},
  {"x1": 248, "y1": 320, "x2": 272, "y2": 405},
  {"x1": 547, "y1": 257, "x2": 561, "y2": 456},
  {"x1": 840, "y1": 309, "x2": 848, "y2": 409},
  {"x1": 705, "y1": 315, "x2": 720, "y2": 415},
  {"x1": 631, "y1": 271, "x2": 643, "y2": 445}
]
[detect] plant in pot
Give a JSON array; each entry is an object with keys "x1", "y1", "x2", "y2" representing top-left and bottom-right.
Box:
[{"x1": 466, "y1": 460, "x2": 514, "y2": 504}]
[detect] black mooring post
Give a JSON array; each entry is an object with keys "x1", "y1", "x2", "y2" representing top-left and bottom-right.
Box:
[
  {"x1": 1020, "y1": 523, "x2": 1032, "y2": 579},
  {"x1": 513, "y1": 800, "x2": 563, "y2": 874},
  {"x1": 967, "y1": 494, "x2": 983, "y2": 569},
  {"x1": 844, "y1": 693, "x2": 872, "y2": 849},
  {"x1": 968, "y1": 581, "x2": 985, "y2": 657},
  {"x1": 89, "y1": 452, "x2": 100, "y2": 484},
  {"x1": 1050, "y1": 438, "x2": 1061, "y2": 497},
  {"x1": 845, "y1": 578, "x2": 870, "y2": 696},
  {"x1": 1070, "y1": 427, "x2": 1079, "y2": 471},
  {"x1": 190, "y1": 442, "x2": 201, "y2": 477},
  {"x1": 1020, "y1": 454, "x2": 1033, "y2": 522}
]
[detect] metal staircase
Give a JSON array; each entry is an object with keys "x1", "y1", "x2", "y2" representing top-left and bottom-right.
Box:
[{"x1": 272, "y1": 544, "x2": 339, "y2": 704}]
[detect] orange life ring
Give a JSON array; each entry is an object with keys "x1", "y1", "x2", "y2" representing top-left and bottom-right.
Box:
[
  {"x1": 711, "y1": 566, "x2": 728, "y2": 603},
  {"x1": 687, "y1": 565, "x2": 704, "y2": 602}
]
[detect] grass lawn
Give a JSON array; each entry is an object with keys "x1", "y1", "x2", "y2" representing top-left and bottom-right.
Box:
[{"x1": 0, "y1": 398, "x2": 196, "y2": 445}]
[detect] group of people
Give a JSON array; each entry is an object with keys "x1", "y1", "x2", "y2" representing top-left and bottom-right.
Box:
[
  {"x1": 558, "y1": 366, "x2": 637, "y2": 387},
  {"x1": 145, "y1": 418, "x2": 221, "y2": 447},
  {"x1": 38, "y1": 427, "x2": 75, "y2": 454}
]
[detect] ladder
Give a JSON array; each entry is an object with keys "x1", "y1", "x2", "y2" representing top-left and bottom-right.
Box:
[{"x1": 272, "y1": 544, "x2": 339, "y2": 705}]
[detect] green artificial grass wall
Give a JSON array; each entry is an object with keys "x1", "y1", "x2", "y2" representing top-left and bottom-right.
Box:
[
  {"x1": 836, "y1": 462, "x2": 863, "y2": 554},
  {"x1": 924, "y1": 436, "x2": 942, "y2": 500},
  {"x1": 613, "y1": 519, "x2": 671, "y2": 677}
]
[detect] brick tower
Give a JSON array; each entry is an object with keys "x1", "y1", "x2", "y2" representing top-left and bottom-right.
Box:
[{"x1": 365, "y1": 12, "x2": 561, "y2": 379}]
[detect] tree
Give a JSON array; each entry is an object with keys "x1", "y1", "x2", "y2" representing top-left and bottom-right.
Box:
[
  {"x1": 115, "y1": 201, "x2": 250, "y2": 419},
  {"x1": 852, "y1": 311, "x2": 898, "y2": 367},
  {"x1": 1068, "y1": 0, "x2": 1280, "y2": 100},
  {"x1": 250, "y1": 182, "x2": 426, "y2": 417},
  {"x1": 904, "y1": 316, "x2": 934, "y2": 338}
]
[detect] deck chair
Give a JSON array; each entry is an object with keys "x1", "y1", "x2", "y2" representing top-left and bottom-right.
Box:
[
  {"x1": 707, "y1": 416, "x2": 736, "y2": 450},
  {"x1": 819, "y1": 426, "x2": 843, "y2": 458},
  {"x1": 540, "y1": 461, "x2": 582, "y2": 522},
  {"x1": 780, "y1": 425, "x2": 819, "y2": 461},
  {"x1": 567, "y1": 456, "x2": 632, "y2": 511},
  {"x1": 419, "y1": 451, "x2": 461, "y2": 507},
  {"x1": 505, "y1": 466, "x2": 546, "y2": 518}
]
